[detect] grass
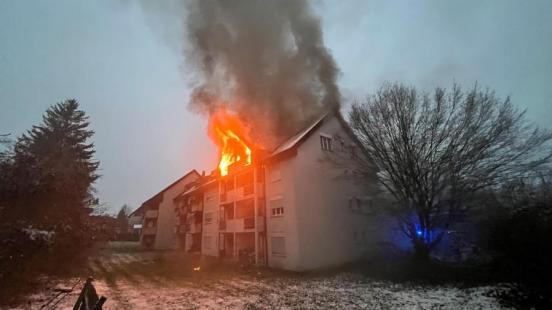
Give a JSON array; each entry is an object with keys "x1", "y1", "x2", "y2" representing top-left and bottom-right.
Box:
[{"x1": 7, "y1": 242, "x2": 510, "y2": 309}]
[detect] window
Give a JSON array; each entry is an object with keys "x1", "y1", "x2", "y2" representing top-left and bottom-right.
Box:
[
  {"x1": 271, "y1": 207, "x2": 284, "y2": 216},
  {"x1": 204, "y1": 212, "x2": 213, "y2": 224},
  {"x1": 350, "y1": 196, "x2": 374, "y2": 213},
  {"x1": 269, "y1": 198, "x2": 284, "y2": 217},
  {"x1": 320, "y1": 135, "x2": 332, "y2": 151},
  {"x1": 349, "y1": 197, "x2": 360, "y2": 212},
  {"x1": 271, "y1": 237, "x2": 286, "y2": 256}
]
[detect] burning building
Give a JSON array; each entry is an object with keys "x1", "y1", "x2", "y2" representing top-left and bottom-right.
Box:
[
  {"x1": 170, "y1": 111, "x2": 378, "y2": 271},
  {"x1": 135, "y1": 0, "x2": 379, "y2": 270}
]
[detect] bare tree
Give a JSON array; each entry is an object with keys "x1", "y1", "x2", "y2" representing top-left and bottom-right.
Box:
[{"x1": 349, "y1": 83, "x2": 552, "y2": 259}]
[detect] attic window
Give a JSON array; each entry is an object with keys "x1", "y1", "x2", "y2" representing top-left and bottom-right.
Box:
[{"x1": 320, "y1": 135, "x2": 332, "y2": 151}]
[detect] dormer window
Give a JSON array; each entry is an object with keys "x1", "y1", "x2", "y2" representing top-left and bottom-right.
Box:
[{"x1": 320, "y1": 135, "x2": 332, "y2": 151}]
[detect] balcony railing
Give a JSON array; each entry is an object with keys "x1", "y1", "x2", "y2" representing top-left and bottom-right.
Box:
[
  {"x1": 218, "y1": 217, "x2": 264, "y2": 232},
  {"x1": 243, "y1": 217, "x2": 255, "y2": 229},
  {"x1": 194, "y1": 211, "x2": 203, "y2": 223},
  {"x1": 188, "y1": 223, "x2": 201, "y2": 233},
  {"x1": 178, "y1": 225, "x2": 187, "y2": 234},
  {"x1": 243, "y1": 184, "x2": 254, "y2": 196}
]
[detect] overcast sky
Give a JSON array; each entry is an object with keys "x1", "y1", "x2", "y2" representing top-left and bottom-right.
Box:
[{"x1": 1, "y1": 0, "x2": 551, "y2": 213}]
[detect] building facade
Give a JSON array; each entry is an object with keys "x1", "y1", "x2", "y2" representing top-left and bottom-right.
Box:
[
  {"x1": 171, "y1": 113, "x2": 381, "y2": 271},
  {"x1": 139, "y1": 170, "x2": 200, "y2": 249}
]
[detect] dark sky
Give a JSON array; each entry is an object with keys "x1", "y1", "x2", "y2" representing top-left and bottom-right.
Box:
[{"x1": 1, "y1": 0, "x2": 551, "y2": 213}]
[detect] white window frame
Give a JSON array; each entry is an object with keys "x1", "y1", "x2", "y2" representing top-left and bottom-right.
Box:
[
  {"x1": 320, "y1": 134, "x2": 332, "y2": 151},
  {"x1": 269, "y1": 197, "x2": 284, "y2": 217}
]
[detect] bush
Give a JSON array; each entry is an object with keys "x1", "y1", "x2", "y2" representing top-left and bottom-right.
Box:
[{"x1": 483, "y1": 195, "x2": 552, "y2": 308}]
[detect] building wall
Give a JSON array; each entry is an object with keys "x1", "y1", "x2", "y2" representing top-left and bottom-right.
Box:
[
  {"x1": 267, "y1": 116, "x2": 381, "y2": 271},
  {"x1": 201, "y1": 183, "x2": 220, "y2": 256},
  {"x1": 265, "y1": 157, "x2": 301, "y2": 270},
  {"x1": 153, "y1": 173, "x2": 199, "y2": 250}
]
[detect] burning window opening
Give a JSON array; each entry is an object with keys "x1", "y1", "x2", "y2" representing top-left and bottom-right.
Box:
[{"x1": 208, "y1": 109, "x2": 255, "y2": 176}]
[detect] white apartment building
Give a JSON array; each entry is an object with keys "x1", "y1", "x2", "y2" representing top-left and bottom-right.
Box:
[
  {"x1": 137, "y1": 170, "x2": 200, "y2": 250},
  {"x1": 173, "y1": 112, "x2": 380, "y2": 271}
]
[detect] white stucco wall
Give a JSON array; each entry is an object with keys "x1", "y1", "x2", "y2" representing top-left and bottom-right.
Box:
[
  {"x1": 153, "y1": 172, "x2": 199, "y2": 250},
  {"x1": 265, "y1": 157, "x2": 301, "y2": 270},
  {"x1": 201, "y1": 183, "x2": 220, "y2": 256},
  {"x1": 266, "y1": 115, "x2": 380, "y2": 271}
]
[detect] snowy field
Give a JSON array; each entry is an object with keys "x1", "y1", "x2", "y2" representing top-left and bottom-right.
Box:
[{"x1": 16, "y1": 243, "x2": 510, "y2": 309}]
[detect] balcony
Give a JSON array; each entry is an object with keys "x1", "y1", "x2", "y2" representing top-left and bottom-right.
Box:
[
  {"x1": 219, "y1": 217, "x2": 264, "y2": 232},
  {"x1": 220, "y1": 189, "x2": 235, "y2": 203},
  {"x1": 191, "y1": 203, "x2": 202, "y2": 212},
  {"x1": 177, "y1": 225, "x2": 187, "y2": 234},
  {"x1": 243, "y1": 184, "x2": 254, "y2": 196},
  {"x1": 189, "y1": 223, "x2": 202, "y2": 234},
  {"x1": 187, "y1": 211, "x2": 203, "y2": 224},
  {"x1": 244, "y1": 217, "x2": 255, "y2": 229},
  {"x1": 144, "y1": 210, "x2": 159, "y2": 218},
  {"x1": 142, "y1": 226, "x2": 157, "y2": 235}
]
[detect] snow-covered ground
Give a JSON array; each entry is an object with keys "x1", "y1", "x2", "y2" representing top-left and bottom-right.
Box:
[{"x1": 16, "y1": 245, "x2": 511, "y2": 309}]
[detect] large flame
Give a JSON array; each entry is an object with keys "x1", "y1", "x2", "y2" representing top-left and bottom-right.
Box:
[{"x1": 208, "y1": 109, "x2": 253, "y2": 176}]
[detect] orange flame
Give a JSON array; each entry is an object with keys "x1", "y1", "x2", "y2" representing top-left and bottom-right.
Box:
[{"x1": 208, "y1": 109, "x2": 253, "y2": 176}]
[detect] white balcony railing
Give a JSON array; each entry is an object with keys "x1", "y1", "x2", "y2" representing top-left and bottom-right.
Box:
[{"x1": 220, "y1": 217, "x2": 264, "y2": 232}]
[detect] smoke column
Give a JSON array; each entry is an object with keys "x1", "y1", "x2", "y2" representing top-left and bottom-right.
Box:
[
  {"x1": 186, "y1": 0, "x2": 341, "y2": 147},
  {"x1": 143, "y1": 0, "x2": 341, "y2": 148}
]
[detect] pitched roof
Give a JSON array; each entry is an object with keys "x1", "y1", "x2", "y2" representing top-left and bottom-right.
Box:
[
  {"x1": 268, "y1": 113, "x2": 328, "y2": 158},
  {"x1": 264, "y1": 111, "x2": 366, "y2": 164},
  {"x1": 128, "y1": 204, "x2": 146, "y2": 217},
  {"x1": 174, "y1": 176, "x2": 217, "y2": 201},
  {"x1": 140, "y1": 169, "x2": 200, "y2": 208}
]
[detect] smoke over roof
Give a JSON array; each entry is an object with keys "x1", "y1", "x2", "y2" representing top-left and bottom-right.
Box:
[{"x1": 142, "y1": 0, "x2": 341, "y2": 148}]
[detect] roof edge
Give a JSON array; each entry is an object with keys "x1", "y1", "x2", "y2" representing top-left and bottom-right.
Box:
[{"x1": 140, "y1": 169, "x2": 200, "y2": 207}]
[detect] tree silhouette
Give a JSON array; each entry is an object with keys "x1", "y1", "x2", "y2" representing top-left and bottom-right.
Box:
[{"x1": 349, "y1": 83, "x2": 552, "y2": 259}]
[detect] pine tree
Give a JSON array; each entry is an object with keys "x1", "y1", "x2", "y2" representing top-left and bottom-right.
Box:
[{"x1": 10, "y1": 99, "x2": 99, "y2": 226}]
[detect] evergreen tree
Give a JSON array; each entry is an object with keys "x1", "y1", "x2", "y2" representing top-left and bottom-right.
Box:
[
  {"x1": 4, "y1": 99, "x2": 99, "y2": 227},
  {"x1": 116, "y1": 204, "x2": 131, "y2": 234}
]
